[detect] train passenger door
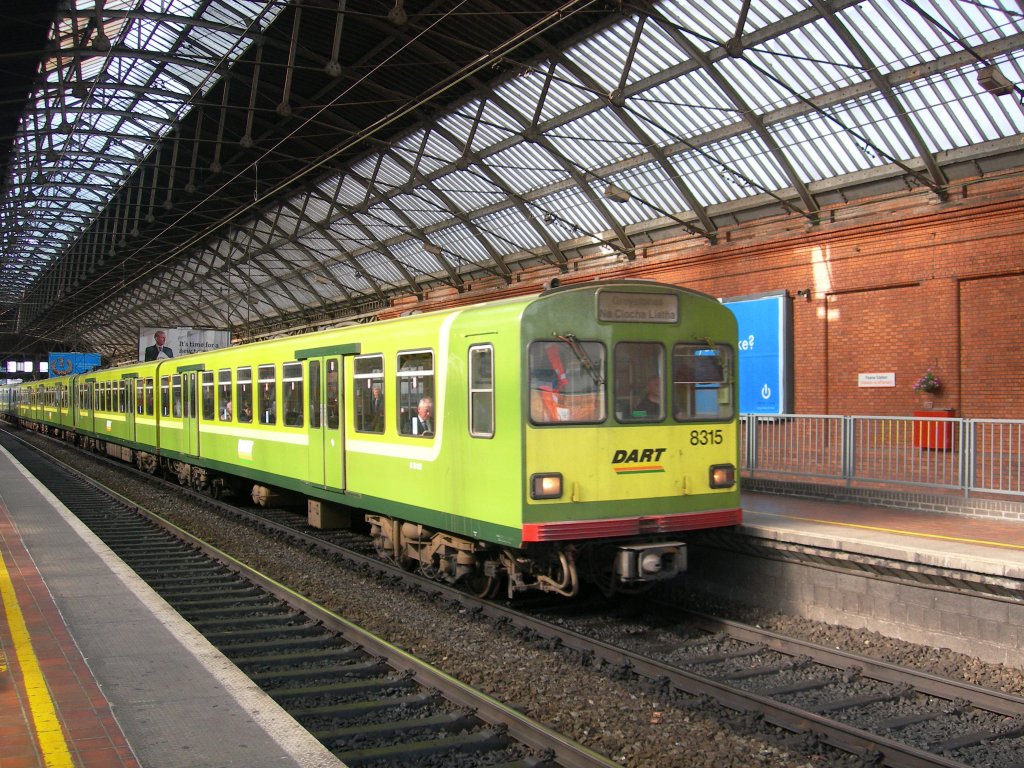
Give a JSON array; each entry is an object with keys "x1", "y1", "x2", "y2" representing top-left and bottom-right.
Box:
[
  {"x1": 306, "y1": 356, "x2": 345, "y2": 491},
  {"x1": 183, "y1": 371, "x2": 200, "y2": 456},
  {"x1": 123, "y1": 376, "x2": 136, "y2": 445}
]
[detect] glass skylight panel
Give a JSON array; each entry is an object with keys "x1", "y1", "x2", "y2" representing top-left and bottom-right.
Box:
[
  {"x1": 835, "y1": 95, "x2": 915, "y2": 165},
  {"x1": 360, "y1": 247, "x2": 417, "y2": 282},
  {"x1": 432, "y1": 168, "x2": 505, "y2": 212},
  {"x1": 629, "y1": 70, "x2": 740, "y2": 140},
  {"x1": 373, "y1": 155, "x2": 412, "y2": 191},
  {"x1": 325, "y1": 220, "x2": 369, "y2": 252},
  {"x1": 563, "y1": 24, "x2": 639, "y2": 93},
  {"x1": 356, "y1": 207, "x2": 404, "y2": 241},
  {"x1": 654, "y1": 1, "x2": 735, "y2": 51},
  {"x1": 431, "y1": 224, "x2": 488, "y2": 264},
  {"x1": 544, "y1": 109, "x2": 645, "y2": 170},
  {"x1": 622, "y1": 19, "x2": 695, "y2": 87},
  {"x1": 477, "y1": 207, "x2": 545, "y2": 253},
  {"x1": 536, "y1": 186, "x2": 611, "y2": 239},
  {"x1": 623, "y1": 164, "x2": 694, "y2": 214},
  {"x1": 484, "y1": 142, "x2": 566, "y2": 195},
  {"x1": 840, "y1": 2, "x2": 950, "y2": 73},
  {"x1": 780, "y1": 116, "x2": 850, "y2": 176},
  {"x1": 335, "y1": 174, "x2": 368, "y2": 209},
  {"x1": 387, "y1": 190, "x2": 443, "y2": 229},
  {"x1": 468, "y1": 100, "x2": 523, "y2": 153}
]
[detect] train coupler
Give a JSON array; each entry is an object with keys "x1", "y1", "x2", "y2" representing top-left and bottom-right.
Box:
[{"x1": 614, "y1": 542, "x2": 686, "y2": 583}]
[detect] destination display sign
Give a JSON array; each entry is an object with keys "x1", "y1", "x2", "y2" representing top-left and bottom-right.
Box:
[{"x1": 597, "y1": 291, "x2": 678, "y2": 323}]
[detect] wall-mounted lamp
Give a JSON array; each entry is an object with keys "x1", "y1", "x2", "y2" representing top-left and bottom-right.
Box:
[
  {"x1": 603, "y1": 184, "x2": 631, "y2": 204},
  {"x1": 796, "y1": 288, "x2": 812, "y2": 301}
]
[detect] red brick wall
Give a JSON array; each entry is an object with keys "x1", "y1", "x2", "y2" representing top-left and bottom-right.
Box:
[{"x1": 395, "y1": 175, "x2": 1024, "y2": 418}]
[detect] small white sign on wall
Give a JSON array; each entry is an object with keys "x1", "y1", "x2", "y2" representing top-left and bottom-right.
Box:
[{"x1": 858, "y1": 372, "x2": 896, "y2": 388}]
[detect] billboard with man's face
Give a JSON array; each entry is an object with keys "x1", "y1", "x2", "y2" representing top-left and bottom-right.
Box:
[{"x1": 139, "y1": 326, "x2": 231, "y2": 362}]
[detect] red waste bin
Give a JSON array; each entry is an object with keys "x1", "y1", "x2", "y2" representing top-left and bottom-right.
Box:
[{"x1": 912, "y1": 409, "x2": 956, "y2": 450}]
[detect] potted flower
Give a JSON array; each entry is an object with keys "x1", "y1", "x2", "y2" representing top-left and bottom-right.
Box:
[{"x1": 913, "y1": 368, "x2": 941, "y2": 408}]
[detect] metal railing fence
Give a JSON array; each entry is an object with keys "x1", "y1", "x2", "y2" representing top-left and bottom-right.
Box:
[{"x1": 740, "y1": 414, "x2": 1024, "y2": 498}]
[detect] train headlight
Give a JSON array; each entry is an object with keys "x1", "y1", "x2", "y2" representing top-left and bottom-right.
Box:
[
  {"x1": 709, "y1": 464, "x2": 735, "y2": 489},
  {"x1": 530, "y1": 473, "x2": 563, "y2": 500}
]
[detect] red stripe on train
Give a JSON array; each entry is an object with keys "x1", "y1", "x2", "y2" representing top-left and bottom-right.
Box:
[{"x1": 521, "y1": 508, "x2": 742, "y2": 542}]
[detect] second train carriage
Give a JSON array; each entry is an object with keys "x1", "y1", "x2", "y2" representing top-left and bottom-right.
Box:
[{"x1": 7, "y1": 280, "x2": 742, "y2": 597}]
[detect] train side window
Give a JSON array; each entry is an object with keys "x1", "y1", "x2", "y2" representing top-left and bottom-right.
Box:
[
  {"x1": 469, "y1": 345, "x2": 494, "y2": 438},
  {"x1": 145, "y1": 378, "x2": 154, "y2": 416},
  {"x1": 171, "y1": 375, "x2": 183, "y2": 418},
  {"x1": 236, "y1": 368, "x2": 253, "y2": 422},
  {"x1": 615, "y1": 342, "x2": 665, "y2": 422},
  {"x1": 124, "y1": 381, "x2": 132, "y2": 414},
  {"x1": 218, "y1": 369, "x2": 232, "y2": 420},
  {"x1": 201, "y1": 371, "x2": 215, "y2": 421},
  {"x1": 282, "y1": 362, "x2": 303, "y2": 427},
  {"x1": 354, "y1": 354, "x2": 384, "y2": 434},
  {"x1": 397, "y1": 351, "x2": 434, "y2": 437},
  {"x1": 308, "y1": 361, "x2": 321, "y2": 428},
  {"x1": 528, "y1": 340, "x2": 606, "y2": 424},
  {"x1": 136, "y1": 380, "x2": 145, "y2": 415},
  {"x1": 326, "y1": 358, "x2": 340, "y2": 430},
  {"x1": 258, "y1": 364, "x2": 276, "y2": 425},
  {"x1": 671, "y1": 343, "x2": 733, "y2": 421},
  {"x1": 160, "y1": 377, "x2": 170, "y2": 416}
]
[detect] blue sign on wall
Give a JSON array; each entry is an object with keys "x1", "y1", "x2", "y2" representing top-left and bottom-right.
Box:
[
  {"x1": 723, "y1": 291, "x2": 790, "y2": 415},
  {"x1": 49, "y1": 352, "x2": 101, "y2": 377}
]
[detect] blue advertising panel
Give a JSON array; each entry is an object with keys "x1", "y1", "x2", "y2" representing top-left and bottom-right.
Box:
[
  {"x1": 723, "y1": 291, "x2": 790, "y2": 415},
  {"x1": 49, "y1": 352, "x2": 101, "y2": 377}
]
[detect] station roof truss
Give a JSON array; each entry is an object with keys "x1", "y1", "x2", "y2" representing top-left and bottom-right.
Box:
[{"x1": 0, "y1": 0, "x2": 1022, "y2": 361}]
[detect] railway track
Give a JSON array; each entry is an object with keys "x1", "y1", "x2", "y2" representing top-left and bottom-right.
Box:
[
  {"x1": 2, "y1": 431, "x2": 616, "y2": 768},
  {"x1": 8, "y1": 427, "x2": 1024, "y2": 767}
]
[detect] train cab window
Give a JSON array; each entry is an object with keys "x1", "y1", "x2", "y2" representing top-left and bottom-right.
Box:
[
  {"x1": 258, "y1": 365, "x2": 276, "y2": 425},
  {"x1": 469, "y1": 345, "x2": 494, "y2": 438},
  {"x1": 201, "y1": 372, "x2": 215, "y2": 421},
  {"x1": 615, "y1": 342, "x2": 665, "y2": 422},
  {"x1": 237, "y1": 367, "x2": 253, "y2": 422},
  {"x1": 171, "y1": 375, "x2": 183, "y2": 418},
  {"x1": 282, "y1": 363, "x2": 303, "y2": 427},
  {"x1": 528, "y1": 340, "x2": 606, "y2": 424},
  {"x1": 671, "y1": 343, "x2": 733, "y2": 421},
  {"x1": 398, "y1": 352, "x2": 434, "y2": 437},
  {"x1": 218, "y1": 369, "x2": 233, "y2": 421},
  {"x1": 354, "y1": 355, "x2": 384, "y2": 434}
]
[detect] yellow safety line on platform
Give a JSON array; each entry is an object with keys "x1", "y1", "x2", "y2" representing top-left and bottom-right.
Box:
[
  {"x1": 753, "y1": 511, "x2": 1024, "y2": 551},
  {"x1": 0, "y1": 551, "x2": 75, "y2": 767}
]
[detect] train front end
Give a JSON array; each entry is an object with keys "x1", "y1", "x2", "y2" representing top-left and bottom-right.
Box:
[{"x1": 518, "y1": 281, "x2": 741, "y2": 596}]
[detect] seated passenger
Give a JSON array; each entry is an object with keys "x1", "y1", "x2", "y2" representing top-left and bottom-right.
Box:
[{"x1": 409, "y1": 396, "x2": 433, "y2": 436}]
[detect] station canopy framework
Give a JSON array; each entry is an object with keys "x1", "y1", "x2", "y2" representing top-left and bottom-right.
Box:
[{"x1": 0, "y1": 0, "x2": 1022, "y2": 363}]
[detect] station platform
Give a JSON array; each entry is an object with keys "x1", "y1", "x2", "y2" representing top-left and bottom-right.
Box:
[
  {"x1": 0, "y1": 442, "x2": 341, "y2": 768},
  {"x1": 738, "y1": 491, "x2": 1024, "y2": 583}
]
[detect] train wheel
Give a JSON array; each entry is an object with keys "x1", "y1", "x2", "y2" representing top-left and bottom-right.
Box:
[{"x1": 465, "y1": 570, "x2": 502, "y2": 599}]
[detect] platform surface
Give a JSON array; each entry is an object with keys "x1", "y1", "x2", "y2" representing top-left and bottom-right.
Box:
[{"x1": 740, "y1": 491, "x2": 1024, "y2": 580}]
